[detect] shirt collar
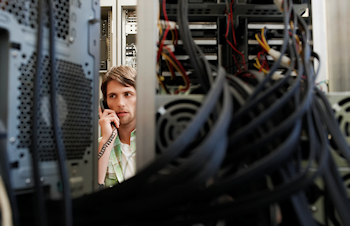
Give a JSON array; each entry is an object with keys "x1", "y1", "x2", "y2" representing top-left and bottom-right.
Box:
[
  {"x1": 115, "y1": 129, "x2": 136, "y2": 146},
  {"x1": 131, "y1": 129, "x2": 136, "y2": 136}
]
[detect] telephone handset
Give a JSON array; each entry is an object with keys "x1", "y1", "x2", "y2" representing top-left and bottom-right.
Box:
[
  {"x1": 100, "y1": 98, "x2": 109, "y2": 112},
  {"x1": 98, "y1": 98, "x2": 118, "y2": 160},
  {"x1": 99, "y1": 98, "x2": 117, "y2": 128}
]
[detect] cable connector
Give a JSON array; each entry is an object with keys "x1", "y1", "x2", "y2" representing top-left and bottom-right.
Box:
[
  {"x1": 157, "y1": 45, "x2": 175, "y2": 53},
  {"x1": 268, "y1": 48, "x2": 291, "y2": 68},
  {"x1": 272, "y1": 72, "x2": 285, "y2": 80},
  {"x1": 274, "y1": 0, "x2": 283, "y2": 12},
  {"x1": 165, "y1": 44, "x2": 175, "y2": 52},
  {"x1": 158, "y1": 20, "x2": 177, "y2": 30}
]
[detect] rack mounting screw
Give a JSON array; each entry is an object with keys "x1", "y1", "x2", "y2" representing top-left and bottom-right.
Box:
[{"x1": 9, "y1": 137, "x2": 16, "y2": 143}]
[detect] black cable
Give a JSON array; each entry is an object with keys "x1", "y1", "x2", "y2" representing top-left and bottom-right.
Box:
[
  {"x1": 279, "y1": 165, "x2": 317, "y2": 226},
  {"x1": 69, "y1": 1, "x2": 350, "y2": 225},
  {"x1": 195, "y1": 44, "x2": 214, "y2": 85},
  {"x1": 173, "y1": 138, "x2": 327, "y2": 226},
  {"x1": 171, "y1": 121, "x2": 302, "y2": 221},
  {"x1": 226, "y1": 6, "x2": 306, "y2": 158},
  {"x1": 226, "y1": 73, "x2": 254, "y2": 100},
  {"x1": 315, "y1": 88, "x2": 350, "y2": 164},
  {"x1": 315, "y1": 98, "x2": 350, "y2": 224},
  {"x1": 176, "y1": 0, "x2": 323, "y2": 222},
  {"x1": 198, "y1": 118, "x2": 302, "y2": 199},
  {"x1": 247, "y1": 0, "x2": 292, "y2": 100},
  {"x1": 228, "y1": 43, "x2": 301, "y2": 147},
  {"x1": 275, "y1": 98, "x2": 327, "y2": 226},
  {"x1": 311, "y1": 52, "x2": 321, "y2": 77},
  {"x1": 311, "y1": 102, "x2": 340, "y2": 226},
  {"x1": 72, "y1": 61, "x2": 229, "y2": 226},
  {"x1": 46, "y1": 0, "x2": 72, "y2": 226},
  {"x1": 118, "y1": 79, "x2": 232, "y2": 212},
  {"x1": 141, "y1": 69, "x2": 230, "y2": 195},
  {"x1": 31, "y1": 0, "x2": 47, "y2": 225},
  {"x1": 177, "y1": 0, "x2": 210, "y2": 93},
  {"x1": 228, "y1": 8, "x2": 303, "y2": 137},
  {"x1": 73, "y1": 57, "x2": 227, "y2": 212}
]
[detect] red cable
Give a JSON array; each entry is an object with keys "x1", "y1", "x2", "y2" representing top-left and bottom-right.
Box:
[
  {"x1": 225, "y1": 9, "x2": 240, "y2": 72},
  {"x1": 163, "y1": 46, "x2": 190, "y2": 93},
  {"x1": 225, "y1": 10, "x2": 230, "y2": 39},
  {"x1": 226, "y1": 38, "x2": 247, "y2": 71},
  {"x1": 169, "y1": 61, "x2": 176, "y2": 80},
  {"x1": 263, "y1": 56, "x2": 270, "y2": 70},
  {"x1": 225, "y1": 0, "x2": 247, "y2": 71},
  {"x1": 162, "y1": 0, "x2": 169, "y2": 22},
  {"x1": 157, "y1": 27, "x2": 170, "y2": 62},
  {"x1": 232, "y1": 53, "x2": 242, "y2": 73},
  {"x1": 229, "y1": 0, "x2": 237, "y2": 46},
  {"x1": 174, "y1": 27, "x2": 178, "y2": 46},
  {"x1": 257, "y1": 50, "x2": 270, "y2": 72},
  {"x1": 160, "y1": 0, "x2": 189, "y2": 93},
  {"x1": 157, "y1": 0, "x2": 170, "y2": 62}
]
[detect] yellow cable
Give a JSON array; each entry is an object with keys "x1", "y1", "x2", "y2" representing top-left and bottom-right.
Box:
[
  {"x1": 261, "y1": 28, "x2": 271, "y2": 51},
  {"x1": 170, "y1": 29, "x2": 175, "y2": 44},
  {"x1": 255, "y1": 33, "x2": 269, "y2": 52},
  {"x1": 156, "y1": 73, "x2": 169, "y2": 94},
  {"x1": 164, "y1": 58, "x2": 175, "y2": 80},
  {"x1": 290, "y1": 21, "x2": 294, "y2": 31},
  {"x1": 162, "y1": 53, "x2": 188, "y2": 90},
  {"x1": 254, "y1": 63, "x2": 268, "y2": 74},
  {"x1": 290, "y1": 21, "x2": 302, "y2": 53},
  {"x1": 161, "y1": 53, "x2": 189, "y2": 92},
  {"x1": 255, "y1": 58, "x2": 262, "y2": 68},
  {"x1": 295, "y1": 35, "x2": 302, "y2": 53},
  {"x1": 158, "y1": 4, "x2": 162, "y2": 35},
  {"x1": 156, "y1": 61, "x2": 168, "y2": 93},
  {"x1": 158, "y1": 24, "x2": 163, "y2": 36},
  {"x1": 253, "y1": 63, "x2": 261, "y2": 71},
  {"x1": 255, "y1": 58, "x2": 269, "y2": 74}
]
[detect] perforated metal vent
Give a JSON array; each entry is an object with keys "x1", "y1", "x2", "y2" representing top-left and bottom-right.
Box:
[
  {"x1": 0, "y1": 0, "x2": 69, "y2": 40},
  {"x1": 245, "y1": 8, "x2": 281, "y2": 15},
  {"x1": 17, "y1": 53, "x2": 93, "y2": 161}
]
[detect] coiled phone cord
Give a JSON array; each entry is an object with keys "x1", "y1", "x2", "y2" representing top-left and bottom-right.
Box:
[{"x1": 98, "y1": 125, "x2": 118, "y2": 160}]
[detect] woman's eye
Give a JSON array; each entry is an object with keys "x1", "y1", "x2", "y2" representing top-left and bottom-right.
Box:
[
  {"x1": 125, "y1": 93, "x2": 131, "y2": 97},
  {"x1": 110, "y1": 94, "x2": 116, "y2": 98}
]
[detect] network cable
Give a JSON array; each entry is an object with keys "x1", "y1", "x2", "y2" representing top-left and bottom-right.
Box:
[
  {"x1": 43, "y1": 0, "x2": 350, "y2": 225},
  {"x1": 47, "y1": 0, "x2": 73, "y2": 225}
]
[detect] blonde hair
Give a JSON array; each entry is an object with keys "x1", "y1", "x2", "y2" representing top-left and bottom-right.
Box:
[{"x1": 101, "y1": 65, "x2": 137, "y2": 100}]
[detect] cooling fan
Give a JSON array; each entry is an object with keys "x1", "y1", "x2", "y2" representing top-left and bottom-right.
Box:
[
  {"x1": 327, "y1": 92, "x2": 350, "y2": 166},
  {"x1": 155, "y1": 95, "x2": 213, "y2": 156},
  {"x1": 309, "y1": 93, "x2": 350, "y2": 225},
  {"x1": 291, "y1": 93, "x2": 350, "y2": 225}
]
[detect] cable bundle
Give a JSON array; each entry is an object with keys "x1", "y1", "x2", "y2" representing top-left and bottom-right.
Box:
[
  {"x1": 9, "y1": 0, "x2": 350, "y2": 225},
  {"x1": 70, "y1": 0, "x2": 350, "y2": 225}
]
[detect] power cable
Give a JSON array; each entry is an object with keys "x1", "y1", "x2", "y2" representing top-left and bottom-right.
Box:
[
  {"x1": 31, "y1": 0, "x2": 48, "y2": 225},
  {"x1": 47, "y1": 0, "x2": 73, "y2": 225}
]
